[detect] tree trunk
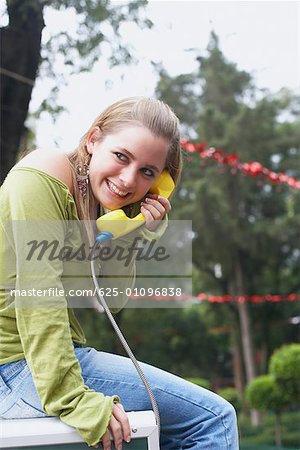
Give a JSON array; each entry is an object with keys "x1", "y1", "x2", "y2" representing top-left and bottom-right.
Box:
[
  {"x1": 230, "y1": 326, "x2": 245, "y2": 400},
  {"x1": 235, "y1": 258, "x2": 260, "y2": 426},
  {"x1": 235, "y1": 263, "x2": 256, "y2": 382},
  {"x1": 0, "y1": 0, "x2": 44, "y2": 183},
  {"x1": 226, "y1": 171, "x2": 260, "y2": 425}
]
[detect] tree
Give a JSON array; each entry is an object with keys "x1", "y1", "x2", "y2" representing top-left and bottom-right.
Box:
[
  {"x1": 246, "y1": 344, "x2": 300, "y2": 447},
  {"x1": 269, "y1": 343, "x2": 300, "y2": 403},
  {"x1": 246, "y1": 374, "x2": 290, "y2": 447},
  {"x1": 156, "y1": 30, "x2": 257, "y2": 400},
  {"x1": 0, "y1": 0, "x2": 151, "y2": 182},
  {"x1": 155, "y1": 31, "x2": 300, "y2": 424}
]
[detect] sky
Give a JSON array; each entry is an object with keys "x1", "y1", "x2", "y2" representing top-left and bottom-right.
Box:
[{"x1": 26, "y1": 0, "x2": 299, "y2": 151}]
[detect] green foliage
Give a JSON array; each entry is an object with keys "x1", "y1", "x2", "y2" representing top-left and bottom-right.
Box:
[
  {"x1": 246, "y1": 374, "x2": 290, "y2": 412},
  {"x1": 245, "y1": 345, "x2": 299, "y2": 447},
  {"x1": 155, "y1": 67, "x2": 200, "y2": 134},
  {"x1": 198, "y1": 59, "x2": 251, "y2": 139},
  {"x1": 119, "y1": 306, "x2": 228, "y2": 379},
  {"x1": 6, "y1": 0, "x2": 150, "y2": 64},
  {"x1": 3, "y1": 0, "x2": 152, "y2": 118},
  {"x1": 186, "y1": 377, "x2": 211, "y2": 390},
  {"x1": 239, "y1": 410, "x2": 300, "y2": 448},
  {"x1": 156, "y1": 30, "x2": 300, "y2": 383},
  {"x1": 218, "y1": 387, "x2": 242, "y2": 415},
  {"x1": 76, "y1": 309, "x2": 117, "y2": 353},
  {"x1": 41, "y1": 0, "x2": 151, "y2": 74},
  {"x1": 269, "y1": 343, "x2": 300, "y2": 403}
]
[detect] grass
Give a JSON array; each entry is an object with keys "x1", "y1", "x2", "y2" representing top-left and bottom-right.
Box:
[
  {"x1": 238, "y1": 410, "x2": 300, "y2": 449},
  {"x1": 240, "y1": 446, "x2": 299, "y2": 450}
]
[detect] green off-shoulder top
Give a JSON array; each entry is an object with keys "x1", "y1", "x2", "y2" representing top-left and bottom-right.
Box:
[{"x1": 0, "y1": 167, "x2": 167, "y2": 447}]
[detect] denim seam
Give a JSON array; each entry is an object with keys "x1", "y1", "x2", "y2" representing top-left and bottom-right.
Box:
[
  {"x1": 18, "y1": 397, "x2": 47, "y2": 415},
  {"x1": 0, "y1": 359, "x2": 26, "y2": 380},
  {"x1": 83, "y1": 376, "x2": 142, "y2": 387},
  {"x1": 9, "y1": 365, "x2": 31, "y2": 390},
  {"x1": 83, "y1": 376, "x2": 221, "y2": 418},
  {"x1": 0, "y1": 383, "x2": 11, "y2": 402},
  {"x1": 154, "y1": 387, "x2": 233, "y2": 450},
  {"x1": 1, "y1": 365, "x2": 31, "y2": 393},
  {"x1": 220, "y1": 411, "x2": 231, "y2": 448},
  {"x1": 0, "y1": 361, "x2": 28, "y2": 401},
  {"x1": 156, "y1": 386, "x2": 234, "y2": 449},
  {"x1": 155, "y1": 385, "x2": 221, "y2": 417}
]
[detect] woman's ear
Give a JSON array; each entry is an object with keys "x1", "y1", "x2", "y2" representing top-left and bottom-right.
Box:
[{"x1": 86, "y1": 126, "x2": 101, "y2": 155}]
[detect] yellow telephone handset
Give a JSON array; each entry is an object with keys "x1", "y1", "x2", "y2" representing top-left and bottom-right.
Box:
[{"x1": 96, "y1": 170, "x2": 175, "y2": 240}]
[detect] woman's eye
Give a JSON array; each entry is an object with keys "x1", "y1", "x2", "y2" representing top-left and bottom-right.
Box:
[
  {"x1": 142, "y1": 168, "x2": 154, "y2": 177},
  {"x1": 115, "y1": 152, "x2": 128, "y2": 162}
]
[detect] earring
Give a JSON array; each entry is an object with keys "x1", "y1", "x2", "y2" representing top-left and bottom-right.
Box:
[{"x1": 75, "y1": 159, "x2": 90, "y2": 197}]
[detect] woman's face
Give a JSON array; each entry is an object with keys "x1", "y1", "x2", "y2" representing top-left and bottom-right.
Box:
[{"x1": 87, "y1": 125, "x2": 169, "y2": 210}]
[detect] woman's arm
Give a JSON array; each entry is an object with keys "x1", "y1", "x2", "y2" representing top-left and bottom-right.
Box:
[{"x1": 2, "y1": 169, "x2": 118, "y2": 447}]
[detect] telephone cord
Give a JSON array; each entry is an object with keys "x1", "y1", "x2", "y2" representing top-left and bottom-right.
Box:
[{"x1": 90, "y1": 242, "x2": 161, "y2": 438}]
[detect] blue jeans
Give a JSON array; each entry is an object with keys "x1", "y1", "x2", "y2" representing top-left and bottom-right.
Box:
[{"x1": 0, "y1": 344, "x2": 239, "y2": 449}]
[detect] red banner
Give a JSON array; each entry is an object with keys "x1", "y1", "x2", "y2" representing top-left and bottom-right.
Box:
[
  {"x1": 196, "y1": 293, "x2": 300, "y2": 303},
  {"x1": 130, "y1": 293, "x2": 300, "y2": 303},
  {"x1": 181, "y1": 140, "x2": 300, "y2": 191}
]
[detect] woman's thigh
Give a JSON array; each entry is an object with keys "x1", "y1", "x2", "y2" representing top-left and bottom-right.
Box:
[
  {"x1": 75, "y1": 347, "x2": 238, "y2": 449},
  {"x1": 77, "y1": 346, "x2": 223, "y2": 414}
]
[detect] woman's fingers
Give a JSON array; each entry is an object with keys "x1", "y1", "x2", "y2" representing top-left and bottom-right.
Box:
[
  {"x1": 101, "y1": 430, "x2": 111, "y2": 450},
  {"x1": 108, "y1": 415, "x2": 123, "y2": 449},
  {"x1": 141, "y1": 203, "x2": 162, "y2": 220},
  {"x1": 147, "y1": 194, "x2": 172, "y2": 213},
  {"x1": 114, "y1": 404, "x2": 131, "y2": 443},
  {"x1": 102, "y1": 403, "x2": 131, "y2": 450},
  {"x1": 141, "y1": 195, "x2": 171, "y2": 231}
]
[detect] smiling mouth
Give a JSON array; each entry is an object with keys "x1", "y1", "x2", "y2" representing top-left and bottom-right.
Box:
[{"x1": 106, "y1": 179, "x2": 131, "y2": 198}]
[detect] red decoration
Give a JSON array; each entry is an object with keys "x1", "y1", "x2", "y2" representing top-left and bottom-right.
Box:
[
  {"x1": 130, "y1": 293, "x2": 300, "y2": 303},
  {"x1": 181, "y1": 140, "x2": 300, "y2": 191},
  {"x1": 132, "y1": 141, "x2": 300, "y2": 305},
  {"x1": 196, "y1": 293, "x2": 300, "y2": 303}
]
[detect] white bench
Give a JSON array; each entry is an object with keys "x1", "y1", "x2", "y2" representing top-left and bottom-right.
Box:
[{"x1": 0, "y1": 411, "x2": 159, "y2": 449}]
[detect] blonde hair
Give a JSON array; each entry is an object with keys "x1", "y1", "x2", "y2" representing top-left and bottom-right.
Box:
[{"x1": 68, "y1": 97, "x2": 182, "y2": 223}]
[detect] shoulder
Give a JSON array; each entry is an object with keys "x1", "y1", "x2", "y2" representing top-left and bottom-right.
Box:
[{"x1": 15, "y1": 150, "x2": 73, "y2": 192}]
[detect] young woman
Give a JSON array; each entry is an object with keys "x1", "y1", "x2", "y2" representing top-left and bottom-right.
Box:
[{"x1": 0, "y1": 97, "x2": 239, "y2": 449}]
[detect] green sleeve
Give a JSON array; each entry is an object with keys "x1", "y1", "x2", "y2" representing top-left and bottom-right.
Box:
[{"x1": 2, "y1": 169, "x2": 118, "y2": 447}]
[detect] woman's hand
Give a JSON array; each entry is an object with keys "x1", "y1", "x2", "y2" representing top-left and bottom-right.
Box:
[
  {"x1": 141, "y1": 193, "x2": 171, "y2": 232},
  {"x1": 93, "y1": 403, "x2": 131, "y2": 450}
]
